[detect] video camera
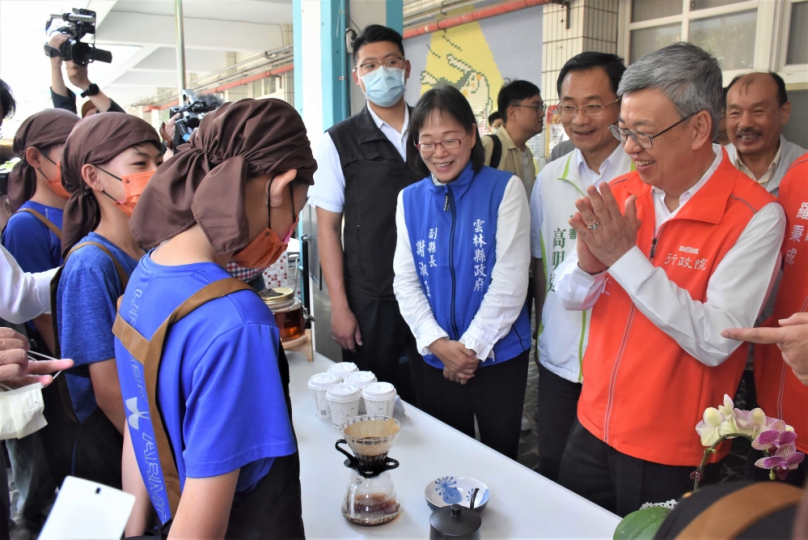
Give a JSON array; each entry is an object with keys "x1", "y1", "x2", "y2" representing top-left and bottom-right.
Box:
[
  {"x1": 44, "y1": 9, "x2": 112, "y2": 66},
  {"x1": 169, "y1": 91, "x2": 222, "y2": 147}
]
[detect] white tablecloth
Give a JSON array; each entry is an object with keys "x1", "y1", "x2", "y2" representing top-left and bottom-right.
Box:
[{"x1": 288, "y1": 351, "x2": 620, "y2": 538}]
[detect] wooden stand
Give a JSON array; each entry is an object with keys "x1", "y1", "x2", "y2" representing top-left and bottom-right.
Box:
[{"x1": 282, "y1": 329, "x2": 313, "y2": 361}]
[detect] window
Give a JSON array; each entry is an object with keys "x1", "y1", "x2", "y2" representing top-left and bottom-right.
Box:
[
  {"x1": 631, "y1": 0, "x2": 681, "y2": 22},
  {"x1": 689, "y1": 10, "x2": 756, "y2": 70},
  {"x1": 786, "y1": 1, "x2": 808, "y2": 65},
  {"x1": 691, "y1": 0, "x2": 747, "y2": 10},
  {"x1": 621, "y1": 0, "x2": 775, "y2": 77},
  {"x1": 630, "y1": 24, "x2": 680, "y2": 63}
]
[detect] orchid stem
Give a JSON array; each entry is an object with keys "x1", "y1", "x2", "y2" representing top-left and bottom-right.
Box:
[{"x1": 694, "y1": 435, "x2": 754, "y2": 492}]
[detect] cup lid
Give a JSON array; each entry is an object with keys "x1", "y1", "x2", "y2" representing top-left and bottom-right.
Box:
[
  {"x1": 345, "y1": 371, "x2": 377, "y2": 387},
  {"x1": 326, "y1": 383, "x2": 362, "y2": 402},
  {"x1": 362, "y1": 382, "x2": 397, "y2": 400},
  {"x1": 307, "y1": 372, "x2": 340, "y2": 390},
  {"x1": 327, "y1": 362, "x2": 358, "y2": 376}
]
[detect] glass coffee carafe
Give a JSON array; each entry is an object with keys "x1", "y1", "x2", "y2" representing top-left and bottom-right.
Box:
[{"x1": 335, "y1": 416, "x2": 401, "y2": 526}]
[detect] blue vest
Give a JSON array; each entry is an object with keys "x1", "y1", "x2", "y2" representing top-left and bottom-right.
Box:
[{"x1": 402, "y1": 162, "x2": 530, "y2": 369}]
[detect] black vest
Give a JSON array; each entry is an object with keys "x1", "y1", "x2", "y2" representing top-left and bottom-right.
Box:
[{"x1": 328, "y1": 105, "x2": 420, "y2": 300}]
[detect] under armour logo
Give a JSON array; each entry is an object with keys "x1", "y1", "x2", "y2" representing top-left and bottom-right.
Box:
[{"x1": 126, "y1": 397, "x2": 148, "y2": 430}]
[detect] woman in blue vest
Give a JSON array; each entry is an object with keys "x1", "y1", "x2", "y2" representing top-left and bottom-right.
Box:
[{"x1": 393, "y1": 85, "x2": 531, "y2": 459}]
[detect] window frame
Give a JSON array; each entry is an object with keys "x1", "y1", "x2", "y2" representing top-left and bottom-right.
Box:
[
  {"x1": 777, "y1": 0, "x2": 808, "y2": 85},
  {"x1": 618, "y1": 0, "x2": 780, "y2": 85}
]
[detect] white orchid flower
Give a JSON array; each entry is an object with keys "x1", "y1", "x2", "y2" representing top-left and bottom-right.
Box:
[
  {"x1": 696, "y1": 407, "x2": 725, "y2": 446},
  {"x1": 717, "y1": 395, "x2": 736, "y2": 419}
]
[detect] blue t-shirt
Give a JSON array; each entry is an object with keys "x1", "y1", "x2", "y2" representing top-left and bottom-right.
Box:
[
  {"x1": 2, "y1": 201, "x2": 63, "y2": 273},
  {"x1": 114, "y1": 253, "x2": 296, "y2": 524},
  {"x1": 57, "y1": 232, "x2": 137, "y2": 421}
]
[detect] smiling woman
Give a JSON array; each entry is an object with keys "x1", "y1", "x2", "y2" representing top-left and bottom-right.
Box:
[{"x1": 395, "y1": 85, "x2": 532, "y2": 461}]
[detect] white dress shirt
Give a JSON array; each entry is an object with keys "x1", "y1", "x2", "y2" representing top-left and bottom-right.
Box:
[
  {"x1": 393, "y1": 175, "x2": 531, "y2": 361},
  {"x1": 0, "y1": 245, "x2": 56, "y2": 324},
  {"x1": 309, "y1": 105, "x2": 410, "y2": 213},
  {"x1": 555, "y1": 146, "x2": 786, "y2": 367},
  {"x1": 530, "y1": 143, "x2": 627, "y2": 258}
]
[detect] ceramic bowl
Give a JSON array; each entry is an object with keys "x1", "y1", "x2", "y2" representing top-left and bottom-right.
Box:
[{"x1": 424, "y1": 476, "x2": 490, "y2": 514}]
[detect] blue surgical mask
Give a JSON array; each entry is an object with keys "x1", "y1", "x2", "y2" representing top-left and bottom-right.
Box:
[{"x1": 361, "y1": 67, "x2": 406, "y2": 108}]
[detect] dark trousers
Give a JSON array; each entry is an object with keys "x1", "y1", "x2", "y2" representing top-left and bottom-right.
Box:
[
  {"x1": 415, "y1": 350, "x2": 529, "y2": 460},
  {"x1": 558, "y1": 419, "x2": 719, "y2": 517},
  {"x1": 342, "y1": 295, "x2": 422, "y2": 406},
  {"x1": 536, "y1": 363, "x2": 582, "y2": 482},
  {"x1": 2, "y1": 447, "x2": 9, "y2": 540}
]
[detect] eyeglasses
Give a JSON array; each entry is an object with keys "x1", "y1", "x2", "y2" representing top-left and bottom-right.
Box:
[
  {"x1": 559, "y1": 98, "x2": 620, "y2": 118},
  {"x1": 415, "y1": 134, "x2": 467, "y2": 153},
  {"x1": 355, "y1": 56, "x2": 406, "y2": 74},
  {"x1": 608, "y1": 113, "x2": 696, "y2": 149},
  {"x1": 512, "y1": 103, "x2": 547, "y2": 115}
]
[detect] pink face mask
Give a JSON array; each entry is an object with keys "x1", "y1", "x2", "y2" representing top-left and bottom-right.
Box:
[{"x1": 231, "y1": 179, "x2": 298, "y2": 269}]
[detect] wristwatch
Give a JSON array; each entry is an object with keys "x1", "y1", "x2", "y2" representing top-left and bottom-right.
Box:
[{"x1": 80, "y1": 84, "x2": 100, "y2": 98}]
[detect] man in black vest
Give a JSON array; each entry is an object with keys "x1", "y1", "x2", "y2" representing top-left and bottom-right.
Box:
[{"x1": 310, "y1": 25, "x2": 421, "y2": 402}]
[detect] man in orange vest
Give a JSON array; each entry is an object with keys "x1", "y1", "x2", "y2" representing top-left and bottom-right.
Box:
[
  {"x1": 722, "y1": 153, "x2": 808, "y2": 487},
  {"x1": 553, "y1": 42, "x2": 786, "y2": 517}
]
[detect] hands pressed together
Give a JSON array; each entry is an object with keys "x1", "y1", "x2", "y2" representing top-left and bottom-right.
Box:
[
  {"x1": 429, "y1": 338, "x2": 479, "y2": 385},
  {"x1": 569, "y1": 182, "x2": 642, "y2": 275}
]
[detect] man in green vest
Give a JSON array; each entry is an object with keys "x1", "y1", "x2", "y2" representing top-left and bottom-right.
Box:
[{"x1": 529, "y1": 52, "x2": 630, "y2": 482}]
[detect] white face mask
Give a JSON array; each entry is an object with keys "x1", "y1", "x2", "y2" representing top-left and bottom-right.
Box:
[{"x1": 0, "y1": 382, "x2": 47, "y2": 440}]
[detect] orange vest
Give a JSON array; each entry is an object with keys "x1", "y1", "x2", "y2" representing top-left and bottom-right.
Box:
[
  {"x1": 755, "y1": 153, "x2": 808, "y2": 453},
  {"x1": 578, "y1": 153, "x2": 779, "y2": 466}
]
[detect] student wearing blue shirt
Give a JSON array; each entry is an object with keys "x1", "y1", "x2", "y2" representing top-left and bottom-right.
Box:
[
  {"x1": 115, "y1": 99, "x2": 315, "y2": 538},
  {"x1": 3, "y1": 109, "x2": 79, "y2": 352},
  {"x1": 1, "y1": 108, "x2": 78, "y2": 537},
  {"x1": 56, "y1": 113, "x2": 163, "y2": 490},
  {"x1": 393, "y1": 86, "x2": 532, "y2": 460}
]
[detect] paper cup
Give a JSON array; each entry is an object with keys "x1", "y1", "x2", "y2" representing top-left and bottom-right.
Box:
[
  {"x1": 327, "y1": 362, "x2": 359, "y2": 382},
  {"x1": 307, "y1": 372, "x2": 341, "y2": 419},
  {"x1": 326, "y1": 383, "x2": 362, "y2": 430},
  {"x1": 362, "y1": 382, "x2": 397, "y2": 418},
  {"x1": 345, "y1": 371, "x2": 377, "y2": 415}
]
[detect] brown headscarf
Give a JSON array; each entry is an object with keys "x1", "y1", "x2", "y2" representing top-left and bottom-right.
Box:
[
  {"x1": 8, "y1": 109, "x2": 80, "y2": 211},
  {"x1": 61, "y1": 112, "x2": 161, "y2": 256},
  {"x1": 131, "y1": 98, "x2": 317, "y2": 255}
]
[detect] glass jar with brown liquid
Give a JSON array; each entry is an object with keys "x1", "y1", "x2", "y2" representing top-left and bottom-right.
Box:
[{"x1": 261, "y1": 287, "x2": 305, "y2": 342}]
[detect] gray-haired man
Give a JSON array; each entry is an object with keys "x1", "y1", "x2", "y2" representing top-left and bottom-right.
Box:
[{"x1": 553, "y1": 43, "x2": 785, "y2": 516}]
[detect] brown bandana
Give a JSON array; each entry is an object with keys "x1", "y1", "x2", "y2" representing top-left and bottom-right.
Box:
[
  {"x1": 60, "y1": 112, "x2": 160, "y2": 256},
  {"x1": 130, "y1": 98, "x2": 317, "y2": 256},
  {"x1": 8, "y1": 109, "x2": 80, "y2": 212}
]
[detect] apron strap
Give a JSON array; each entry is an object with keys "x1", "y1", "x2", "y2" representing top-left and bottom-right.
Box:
[
  {"x1": 64, "y1": 241, "x2": 130, "y2": 290},
  {"x1": 674, "y1": 482, "x2": 803, "y2": 540},
  {"x1": 112, "y1": 277, "x2": 254, "y2": 518},
  {"x1": 50, "y1": 241, "x2": 132, "y2": 423},
  {"x1": 17, "y1": 208, "x2": 62, "y2": 238}
]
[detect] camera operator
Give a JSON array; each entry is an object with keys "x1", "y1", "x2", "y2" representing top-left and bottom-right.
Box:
[{"x1": 47, "y1": 33, "x2": 123, "y2": 117}]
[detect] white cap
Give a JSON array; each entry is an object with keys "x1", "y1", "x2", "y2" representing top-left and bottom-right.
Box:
[
  {"x1": 345, "y1": 371, "x2": 377, "y2": 388},
  {"x1": 307, "y1": 372, "x2": 340, "y2": 391},
  {"x1": 362, "y1": 382, "x2": 397, "y2": 401},
  {"x1": 327, "y1": 362, "x2": 358, "y2": 378},
  {"x1": 326, "y1": 383, "x2": 362, "y2": 403}
]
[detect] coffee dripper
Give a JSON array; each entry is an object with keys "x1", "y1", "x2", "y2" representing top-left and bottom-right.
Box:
[{"x1": 335, "y1": 416, "x2": 401, "y2": 526}]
